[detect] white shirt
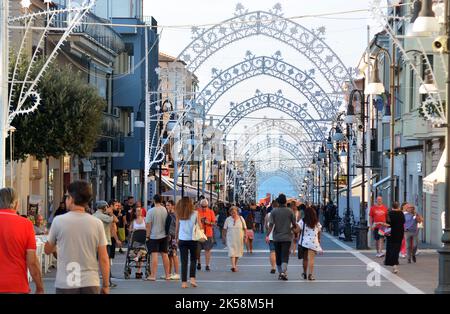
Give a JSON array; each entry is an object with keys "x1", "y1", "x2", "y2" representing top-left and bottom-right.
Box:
[
  {"x1": 266, "y1": 212, "x2": 274, "y2": 241},
  {"x1": 297, "y1": 219, "x2": 322, "y2": 252},
  {"x1": 178, "y1": 211, "x2": 197, "y2": 241}
]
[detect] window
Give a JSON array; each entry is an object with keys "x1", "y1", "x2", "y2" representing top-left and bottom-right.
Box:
[{"x1": 125, "y1": 43, "x2": 134, "y2": 74}]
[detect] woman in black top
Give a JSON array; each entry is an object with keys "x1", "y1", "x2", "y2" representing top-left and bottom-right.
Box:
[{"x1": 384, "y1": 202, "x2": 405, "y2": 273}]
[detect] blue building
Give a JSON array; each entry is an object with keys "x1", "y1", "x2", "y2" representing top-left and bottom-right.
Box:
[{"x1": 92, "y1": 0, "x2": 159, "y2": 202}]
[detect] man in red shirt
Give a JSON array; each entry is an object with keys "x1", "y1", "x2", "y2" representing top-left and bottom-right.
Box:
[
  {"x1": 196, "y1": 199, "x2": 216, "y2": 271},
  {"x1": 0, "y1": 187, "x2": 44, "y2": 294},
  {"x1": 369, "y1": 196, "x2": 389, "y2": 257}
]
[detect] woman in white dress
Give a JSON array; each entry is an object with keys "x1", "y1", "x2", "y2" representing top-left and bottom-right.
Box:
[
  {"x1": 222, "y1": 206, "x2": 247, "y2": 272},
  {"x1": 297, "y1": 206, "x2": 323, "y2": 281}
]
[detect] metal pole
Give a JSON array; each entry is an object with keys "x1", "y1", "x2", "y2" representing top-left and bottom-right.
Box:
[
  {"x1": 436, "y1": 0, "x2": 450, "y2": 294},
  {"x1": 336, "y1": 154, "x2": 340, "y2": 236},
  {"x1": 201, "y1": 110, "x2": 206, "y2": 197},
  {"x1": 389, "y1": 40, "x2": 396, "y2": 209},
  {"x1": 0, "y1": 0, "x2": 9, "y2": 187},
  {"x1": 143, "y1": 26, "x2": 149, "y2": 208},
  {"x1": 344, "y1": 123, "x2": 352, "y2": 242},
  {"x1": 356, "y1": 89, "x2": 369, "y2": 249}
]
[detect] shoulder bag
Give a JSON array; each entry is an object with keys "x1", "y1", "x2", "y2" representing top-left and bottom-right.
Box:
[
  {"x1": 297, "y1": 220, "x2": 307, "y2": 260},
  {"x1": 192, "y1": 212, "x2": 207, "y2": 243}
]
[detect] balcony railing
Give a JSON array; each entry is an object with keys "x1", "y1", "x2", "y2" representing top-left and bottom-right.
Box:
[
  {"x1": 100, "y1": 112, "x2": 121, "y2": 138},
  {"x1": 51, "y1": 9, "x2": 125, "y2": 54},
  {"x1": 93, "y1": 135, "x2": 125, "y2": 154}
]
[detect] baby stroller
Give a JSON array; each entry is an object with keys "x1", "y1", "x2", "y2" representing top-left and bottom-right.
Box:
[{"x1": 123, "y1": 229, "x2": 150, "y2": 279}]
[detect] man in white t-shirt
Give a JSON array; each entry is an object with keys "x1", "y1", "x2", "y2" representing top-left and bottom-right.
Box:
[{"x1": 45, "y1": 180, "x2": 110, "y2": 294}]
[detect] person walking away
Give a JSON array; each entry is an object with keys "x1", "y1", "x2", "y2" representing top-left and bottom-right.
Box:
[
  {"x1": 266, "y1": 194, "x2": 299, "y2": 281},
  {"x1": 298, "y1": 206, "x2": 323, "y2": 281},
  {"x1": 404, "y1": 205, "x2": 423, "y2": 263},
  {"x1": 264, "y1": 200, "x2": 278, "y2": 274},
  {"x1": 0, "y1": 188, "x2": 44, "y2": 294},
  {"x1": 145, "y1": 194, "x2": 170, "y2": 281},
  {"x1": 290, "y1": 203, "x2": 300, "y2": 256},
  {"x1": 254, "y1": 206, "x2": 262, "y2": 233},
  {"x1": 129, "y1": 206, "x2": 147, "y2": 279},
  {"x1": 165, "y1": 200, "x2": 180, "y2": 280},
  {"x1": 44, "y1": 181, "x2": 110, "y2": 294},
  {"x1": 399, "y1": 202, "x2": 409, "y2": 258},
  {"x1": 175, "y1": 197, "x2": 199, "y2": 288},
  {"x1": 94, "y1": 201, "x2": 121, "y2": 288},
  {"x1": 217, "y1": 204, "x2": 227, "y2": 239},
  {"x1": 369, "y1": 196, "x2": 389, "y2": 257},
  {"x1": 245, "y1": 209, "x2": 255, "y2": 254},
  {"x1": 196, "y1": 199, "x2": 216, "y2": 271},
  {"x1": 223, "y1": 207, "x2": 247, "y2": 272},
  {"x1": 384, "y1": 202, "x2": 405, "y2": 274}
]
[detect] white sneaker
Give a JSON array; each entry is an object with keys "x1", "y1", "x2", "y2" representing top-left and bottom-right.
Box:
[
  {"x1": 393, "y1": 265, "x2": 399, "y2": 274},
  {"x1": 379, "y1": 252, "x2": 385, "y2": 257},
  {"x1": 170, "y1": 274, "x2": 180, "y2": 280},
  {"x1": 376, "y1": 253, "x2": 381, "y2": 257}
]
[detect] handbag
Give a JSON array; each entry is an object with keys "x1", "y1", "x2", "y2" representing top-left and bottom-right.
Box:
[
  {"x1": 297, "y1": 220, "x2": 307, "y2": 260},
  {"x1": 378, "y1": 226, "x2": 391, "y2": 237},
  {"x1": 192, "y1": 213, "x2": 207, "y2": 243}
]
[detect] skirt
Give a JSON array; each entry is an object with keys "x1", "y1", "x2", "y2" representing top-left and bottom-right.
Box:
[
  {"x1": 246, "y1": 230, "x2": 254, "y2": 240},
  {"x1": 385, "y1": 240, "x2": 402, "y2": 266}
]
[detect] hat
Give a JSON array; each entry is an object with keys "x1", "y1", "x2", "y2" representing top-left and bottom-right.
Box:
[{"x1": 96, "y1": 200, "x2": 108, "y2": 210}]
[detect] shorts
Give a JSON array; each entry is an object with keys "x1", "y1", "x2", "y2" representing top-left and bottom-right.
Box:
[
  {"x1": 373, "y1": 228, "x2": 384, "y2": 241},
  {"x1": 168, "y1": 236, "x2": 178, "y2": 257},
  {"x1": 269, "y1": 240, "x2": 276, "y2": 252},
  {"x1": 147, "y1": 237, "x2": 169, "y2": 253},
  {"x1": 198, "y1": 237, "x2": 214, "y2": 251},
  {"x1": 246, "y1": 230, "x2": 254, "y2": 240}
]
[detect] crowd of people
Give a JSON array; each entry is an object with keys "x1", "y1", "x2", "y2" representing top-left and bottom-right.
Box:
[{"x1": 0, "y1": 180, "x2": 426, "y2": 294}]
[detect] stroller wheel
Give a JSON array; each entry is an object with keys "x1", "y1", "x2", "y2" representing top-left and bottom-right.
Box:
[
  {"x1": 145, "y1": 270, "x2": 151, "y2": 278},
  {"x1": 124, "y1": 272, "x2": 130, "y2": 280}
]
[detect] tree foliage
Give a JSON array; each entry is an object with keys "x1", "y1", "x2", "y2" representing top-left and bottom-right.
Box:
[{"x1": 8, "y1": 58, "x2": 106, "y2": 161}]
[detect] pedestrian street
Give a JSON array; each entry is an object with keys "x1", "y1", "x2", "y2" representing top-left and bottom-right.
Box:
[{"x1": 41, "y1": 231, "x2": 426, "y2": 294}]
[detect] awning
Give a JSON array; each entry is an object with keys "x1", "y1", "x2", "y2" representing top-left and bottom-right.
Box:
[
  {"x1": 372, "y1": 176, "x2": 391, "y2": 190},
  {"x1": 351, "y1": 174, "x2": 377, "y2": 189},
  {"x1": 423, "y1": 149, "x2": 446, "y2": 194}
]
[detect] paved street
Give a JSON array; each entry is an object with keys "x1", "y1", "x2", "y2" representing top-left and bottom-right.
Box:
[{"x1": 41, "y1": 231, "x2": 435, "y2": 294}]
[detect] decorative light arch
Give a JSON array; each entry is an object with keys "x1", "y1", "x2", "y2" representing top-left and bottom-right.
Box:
[
  {"x1": 217, "y1": 90, "x2": 328, "y2": 140},
  {"x1": 177, "y1": 3, "x2": 353, "y2": 93},
  {"x1": 235, "y1": 119, "x2": 320, "y2": 156},
  {"x1": 198, "y1": 51, "x2": 340, "y2": 119},
  {"x1": 238, "y1": 137, "x2": 312, "y2": 168}
]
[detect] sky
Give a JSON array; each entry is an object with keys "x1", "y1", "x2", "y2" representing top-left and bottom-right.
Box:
[{"x1": 144, "y1": 0, "x2": 384, "y2": 199}]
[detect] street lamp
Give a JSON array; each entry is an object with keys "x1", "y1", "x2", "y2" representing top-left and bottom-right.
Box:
[
  {"x1": 366, "y1": 46, "x2": 396, "y2": 209},
  {"x1": 412, "y1": 0, "x2": 440, "y2": 34},
  {"x1": 348, "y1": 89, "x2": 369, "y2": 250},
  {"x1": 343, "y1": 102, "x2": 355, "y2": 242}
]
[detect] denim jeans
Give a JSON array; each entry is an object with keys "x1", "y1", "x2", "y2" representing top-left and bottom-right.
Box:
[{"x1": 405, "y1": 231, "x2": 418, "y2": 259}]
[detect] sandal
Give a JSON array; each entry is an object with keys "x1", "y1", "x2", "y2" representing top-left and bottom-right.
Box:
[
  {"x1": 231, "y1": 268, "x2": 236, "y2": 272},
  {"x1": 301, "y1": 273, "x2": 307, "y2": 280},
  {"x1": 190, "y1": 281, "x2": 198, "y2": 288},
  {"x1": 181, "y1": 282, "x2": 188, "y2": 289},
  {"x1": 308, "y1": 274, "x2": 316, "y2": 281}
]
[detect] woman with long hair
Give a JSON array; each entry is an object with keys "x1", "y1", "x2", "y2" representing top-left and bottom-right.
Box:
[
  {"x1": 129, "y1": 207, "x2": 146, "y2": 279},
  {"x1": 223, "y1": 206, "x2": 247, "y2": 272},
  {"x1": 290, "y1": 202, "x2": 300, "y2": 256},
  {"x1": 384, "y1": 202, "x2": 405, "y2": 273},
  {"x1": 245, "y1": 209, "x2": 255, "y2": 254},
  {"x1": 265, "y1": 200, "x2": 279, "y2": 274},
  {"x1": 175, "y1": 197, "x2": 200, "y2": 288},
  {"x1": 399, "y1": 202, "x2": 409, "y2": 258},
  {"x1": 298, "y1": 206, "x2": 323, "y2": 281}
]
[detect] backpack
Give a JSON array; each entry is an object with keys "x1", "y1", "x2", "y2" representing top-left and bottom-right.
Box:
[{"x1": 165, "y1": 211, "x2": 176, "y2": 237}]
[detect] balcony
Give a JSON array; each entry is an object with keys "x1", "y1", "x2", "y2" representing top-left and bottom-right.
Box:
[
  {"x1": 50, "y1": 9, "x2": 125, "y2": 55},
  {"x1": 91, "y1": 113, "x2": 125, "y2": 157}
]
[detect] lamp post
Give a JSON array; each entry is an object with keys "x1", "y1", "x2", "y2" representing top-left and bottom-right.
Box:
[
  {"x1": 311, "y1": 157, "x2": 316, "y2": 205},
  {"x1": 365, "y1": 43, "x2": 396, "y2": 208},
  {"x1": 413, "y1": 0, "x2": 450, "y2": 295},
  {"x1": 343, "y1": 102, "x2": 355, "y2": 242},
  {"x1": 348, "y1": 89, "x2": 369, "y2": 249}
]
